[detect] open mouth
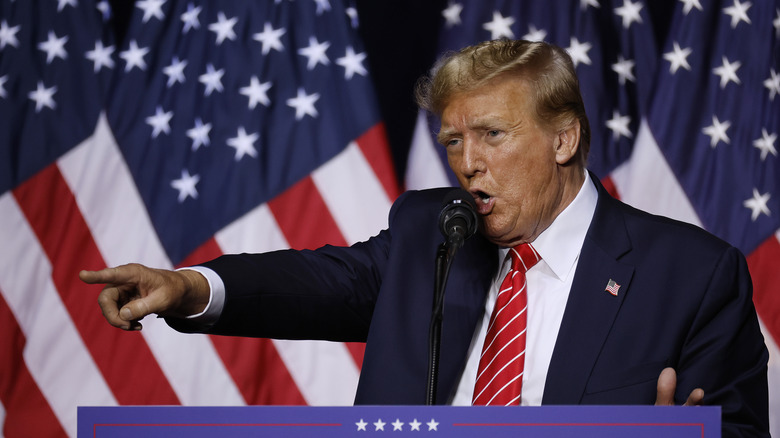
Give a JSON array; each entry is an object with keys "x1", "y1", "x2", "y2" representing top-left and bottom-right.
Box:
[{"x1": 472, "y1": 190, "x2": 495, "y2": 214}]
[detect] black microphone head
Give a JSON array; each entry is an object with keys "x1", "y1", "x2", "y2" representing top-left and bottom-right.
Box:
[{"x1": 438, "y1": 188, "x2": 479, "y2": 241}]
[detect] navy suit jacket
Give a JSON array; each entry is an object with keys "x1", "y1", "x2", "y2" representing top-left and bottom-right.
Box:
[{"x1": 175, "y1": 175, "x2": 769, "y2": 437}]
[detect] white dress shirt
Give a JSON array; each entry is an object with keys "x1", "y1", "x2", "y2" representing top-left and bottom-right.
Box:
[{"x1": 450, "y1": 172, "x2": 598, "y2": 405}]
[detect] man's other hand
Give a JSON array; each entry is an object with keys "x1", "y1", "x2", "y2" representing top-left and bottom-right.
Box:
[{"x1": 655, "y1": 367, "x2": 705, "y2": 406}]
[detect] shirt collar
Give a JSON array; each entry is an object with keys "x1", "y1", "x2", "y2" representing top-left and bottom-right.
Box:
[{"x1": 527, "y1": 170, "x2": 598, "y2": 281}]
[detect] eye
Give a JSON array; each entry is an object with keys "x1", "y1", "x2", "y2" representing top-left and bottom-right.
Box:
[{"x1": 487, "y1": 130, "x2": 500, "y2": 137}]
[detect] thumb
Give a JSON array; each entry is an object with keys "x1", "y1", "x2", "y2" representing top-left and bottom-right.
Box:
[
  {"x1": 119, "y1": 293, "x2": 164, "y2": 322},
  {"x1": 655, "y1": 367, "x2": 677, "y2": 406}
]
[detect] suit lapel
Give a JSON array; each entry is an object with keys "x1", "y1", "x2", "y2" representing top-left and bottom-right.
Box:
[
  {"x1": 437, "y1": 235, "x2": 497, "y2": 403},
  {"x1": 542, "y1": 176, "x2": 636, "y2": 404}
]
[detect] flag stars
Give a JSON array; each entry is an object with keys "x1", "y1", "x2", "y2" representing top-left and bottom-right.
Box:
[
  {"x1": 392, "y1": 419, "x2": 404, "y2": 431},
  {"x1": 145, "y1": 106, "x2": 173, "y2": 138},
  {"x1": 523, "y1": 24, "x2": 547, "y2": 42},
  {"x1": 0, "y1": 20, "x2": 21, "y2": 49},
  {"x1": 581, "y1": 0, "x2": 600, "y2": 10},
  {"x1": 409, "y1": 419, "x2": 422, "y2": 431},
  {"x1": 38, "y1": 31, "x2": 69, "y2": 64},
  {"x1": 743, "y1": 188, "x2": 771, "y2": 222},
  {"x1": 85, "y1": 40, "x2": 115, "y2": 72},
  {"x1": 96, "y1": 1, "x2": 111, "y2": 21},
  {"x1": 663, "y1": 42, "x2": 692, "y2": 74},
  {"x1": 764, "y1": 69, "x2": 780, "y2": 101},
  {"x1": 314, "y1": 0, "x2": 331, "y2": 15},
  {"x1": 680, "y1": 0, "x2": 703, "y2": 15},
  {"x1": 606, "y1": 110, "x2": 633, "y2": 140},
  {"x1": 287, "y1": 88, "x2": 320, "y2": 120},
  {"x1": 614, "y1": 0, "x2": 643, "y2": 29},
  {"x1": 336, "y1": 46, "x2": 367, "y2": 79},
  {"x1": 723, "y1": 0, "x2": 751, "y2": 29},
  {"x1": 163, "y1": 56, "x2": 187, "y2": 87},
  {"x1": 346, "y1": 7, "x2": 359, "y2": 28},
  {"x1": 198, "y1": 63, "x2": 224, "y2": 96},
  {"x1": 57, "y1": 0, "x2": 77, "y2": 12},
  {"x1": 713, "y1": 56, "x2": 741, "y2": 88},
  {"x1": 702, "y1": 115, "x2": 731, "y2": 148},
  {"x1": 227, "y1": 126, "x2": 259, "y2": 161},
  {"x1": 171, "y1": 169, "x2": 200, "y2": 203},
  {"x1": 28, "y1": 81, "x2": 57, "y2": 112},
  {"x1": 120, "y1": 40, "x2": 149, "y2": 72},
  {"x1": 298, "y1": 36, "x2": 330, "y2": 70},
  {"x1": 240, "y1": 76, "x2": 272, "y2": 109},
  {"x1": 566, "y1": 37, "x2": 592, "y2": 68},
  {"x1": 483, "y1": 11, "x2": 515, "y2": 40},
  {"x1": 753, "y1": 129, "x2": 778, "y2": 161},
  {"x1": 774, "y1": 8, "x2": 780, "y2": 38},
  {"x1": 209, "y1": 12, "x2": 238, "y2": 45},
  {"x1": 427, "y1": 419, "x2": 439, "y2": 431},
  {"x1": 186, "y1": 117, "x2": 211, "y2": 151},
  {"x1": 253, "y1": 22, "x2": 286, "y2": 54},
  {"x1": 612, "y1": 55, "x2": 636, "y2": 85},
  {"x1": 0, "y1": 75, "x2": 8, "y2": 98},
  {"x1": 373, "y1": 419, "x2": 386, "y2": 431},
  {"x1": 181, "y1": 3, "x2": 201, "y2": 33},
  {"x1": 136, "y1": 0, "x2": 166, "y2": 23},
  {"x1": 442, "y1": 2, "x2": 463, "y2": 27}
]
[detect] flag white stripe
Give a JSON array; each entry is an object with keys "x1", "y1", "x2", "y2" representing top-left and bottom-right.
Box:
[
  {"x1": 0, "y1": 192, "x2": 116, "y2": 437},
  {"x1": 760, "y1": 318, "x2": 780, "y2": 436},
  {"x1": 58, "y1": 114, "x2": 244, "y2": 406},
  {"x1": 406, "y1": 110, "x2": 451, "y2": 190},
  {"x1": 272, "y1": 340, "x2": 359, "y2": 405},
  {"x1": 215, "y1": 203, "x2": 290, "y2": 254},
  {"x1": 610, "y1": 119, "x2": 703, "y2": 227},
  {"x1": 312, "y1": 141, "x2": 392, "y2": 245},
  {"x1": 0, "y1": 399, "x2": 5, "y2": 437}
]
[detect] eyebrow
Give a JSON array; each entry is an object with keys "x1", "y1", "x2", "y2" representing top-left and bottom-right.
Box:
[{"x1": 436, "y1": 129, "x2": 456, "y2": 145}]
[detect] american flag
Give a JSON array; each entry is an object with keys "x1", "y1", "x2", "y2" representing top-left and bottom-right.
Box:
[
  {"x1": 0, "y1": 0, "x2": 399, "y2": 436},
  {"x1": 407, "y1": 0, "x2": 780, "y2": 433}
]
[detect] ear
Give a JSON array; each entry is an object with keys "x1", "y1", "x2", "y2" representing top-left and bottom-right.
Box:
[{"x1": 554, "y1": 119, "x2": 581, "y2": 165}]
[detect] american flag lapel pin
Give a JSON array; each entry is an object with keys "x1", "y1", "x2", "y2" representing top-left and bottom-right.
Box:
[{"x1": 605, "y1": 279, "x2": 621, "y2": 296}]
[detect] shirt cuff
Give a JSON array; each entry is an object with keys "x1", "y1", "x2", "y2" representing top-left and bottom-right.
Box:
[{"x1": 175, "y1": 266, "x2": 226, "y2": 324}]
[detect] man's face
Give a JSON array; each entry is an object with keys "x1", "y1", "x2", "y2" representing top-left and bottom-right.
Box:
[{"x1": 438, "y1": 74, "x2": 579, "y2": 247}]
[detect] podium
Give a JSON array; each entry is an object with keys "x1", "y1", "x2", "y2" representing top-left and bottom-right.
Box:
[{"x1": 78, "y1": 405, "x2": 720, "y2": 437}]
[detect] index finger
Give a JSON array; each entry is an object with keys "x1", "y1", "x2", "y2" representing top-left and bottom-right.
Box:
[{"x1": 79, "y1": 265, "x2": 139, "y2": 285}]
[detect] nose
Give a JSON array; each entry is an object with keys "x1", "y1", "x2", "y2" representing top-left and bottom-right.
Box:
[{"x1": 459, "y1": 139, "x2": 486, "y2": 178}]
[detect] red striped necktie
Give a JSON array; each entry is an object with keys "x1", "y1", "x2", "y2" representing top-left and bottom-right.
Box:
[{"x1": 472, "y1": 243, "x2": 541, "y2": 406}]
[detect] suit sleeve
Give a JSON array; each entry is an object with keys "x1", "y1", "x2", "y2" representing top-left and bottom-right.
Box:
[
  {"x1": 676, "y1": 246, "x2": 769, "y2": 437},
  {"x1": 166, "y1": 191, "x2": 415, "y2": 342}
]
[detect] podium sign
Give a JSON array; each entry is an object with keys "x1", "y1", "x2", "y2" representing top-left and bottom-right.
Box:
[{"x1": 78, "y1": 405, "x2": 720, "y2": 438}]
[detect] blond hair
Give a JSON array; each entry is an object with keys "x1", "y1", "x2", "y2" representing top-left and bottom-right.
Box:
[{"x1": 416, "y1": 40, "x2": 591, "y2": 163}]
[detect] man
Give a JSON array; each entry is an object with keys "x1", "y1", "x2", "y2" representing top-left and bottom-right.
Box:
[{"x1": 81, "y1": 40, "x2": 769, "y2": 436}]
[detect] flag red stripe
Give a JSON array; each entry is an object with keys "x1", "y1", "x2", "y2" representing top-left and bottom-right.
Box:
[
  {"x1": 268, "y1": 176, "x2": 348, "y2": 250},
  {"x1": 600, "y1": 175, "x2": 620, "y2": 200},
  {"x1": 268, "y1": 177, "x2": 366, "y2": 367},
  {"x1": 0, "y1": 291, "x2": 67, "y2": 438},
  {"x1": 179, "y1": 237, "x2": 308, "y2": 405},
  {"x1": 355, "y1": 123, "x2": 401, "y2": 200},
  {"x1": 12, "y1": 164, "x2": 180, "y2": 405},
  {"x1": 746, "y1": 235, "x2": 780, "y2": 346}
]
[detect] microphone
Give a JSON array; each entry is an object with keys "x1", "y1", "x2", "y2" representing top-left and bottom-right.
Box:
[
  {"x1": 438, "y1": 189, "x2": 478, "y2": 248},
  {"x1": 427, "y1": 189, "x2": 478, "y2": 405}
]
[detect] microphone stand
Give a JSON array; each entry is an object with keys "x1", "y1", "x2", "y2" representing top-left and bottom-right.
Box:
[{"x1": 426, "y1": 232, "x2": 464, "y2": 405}]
